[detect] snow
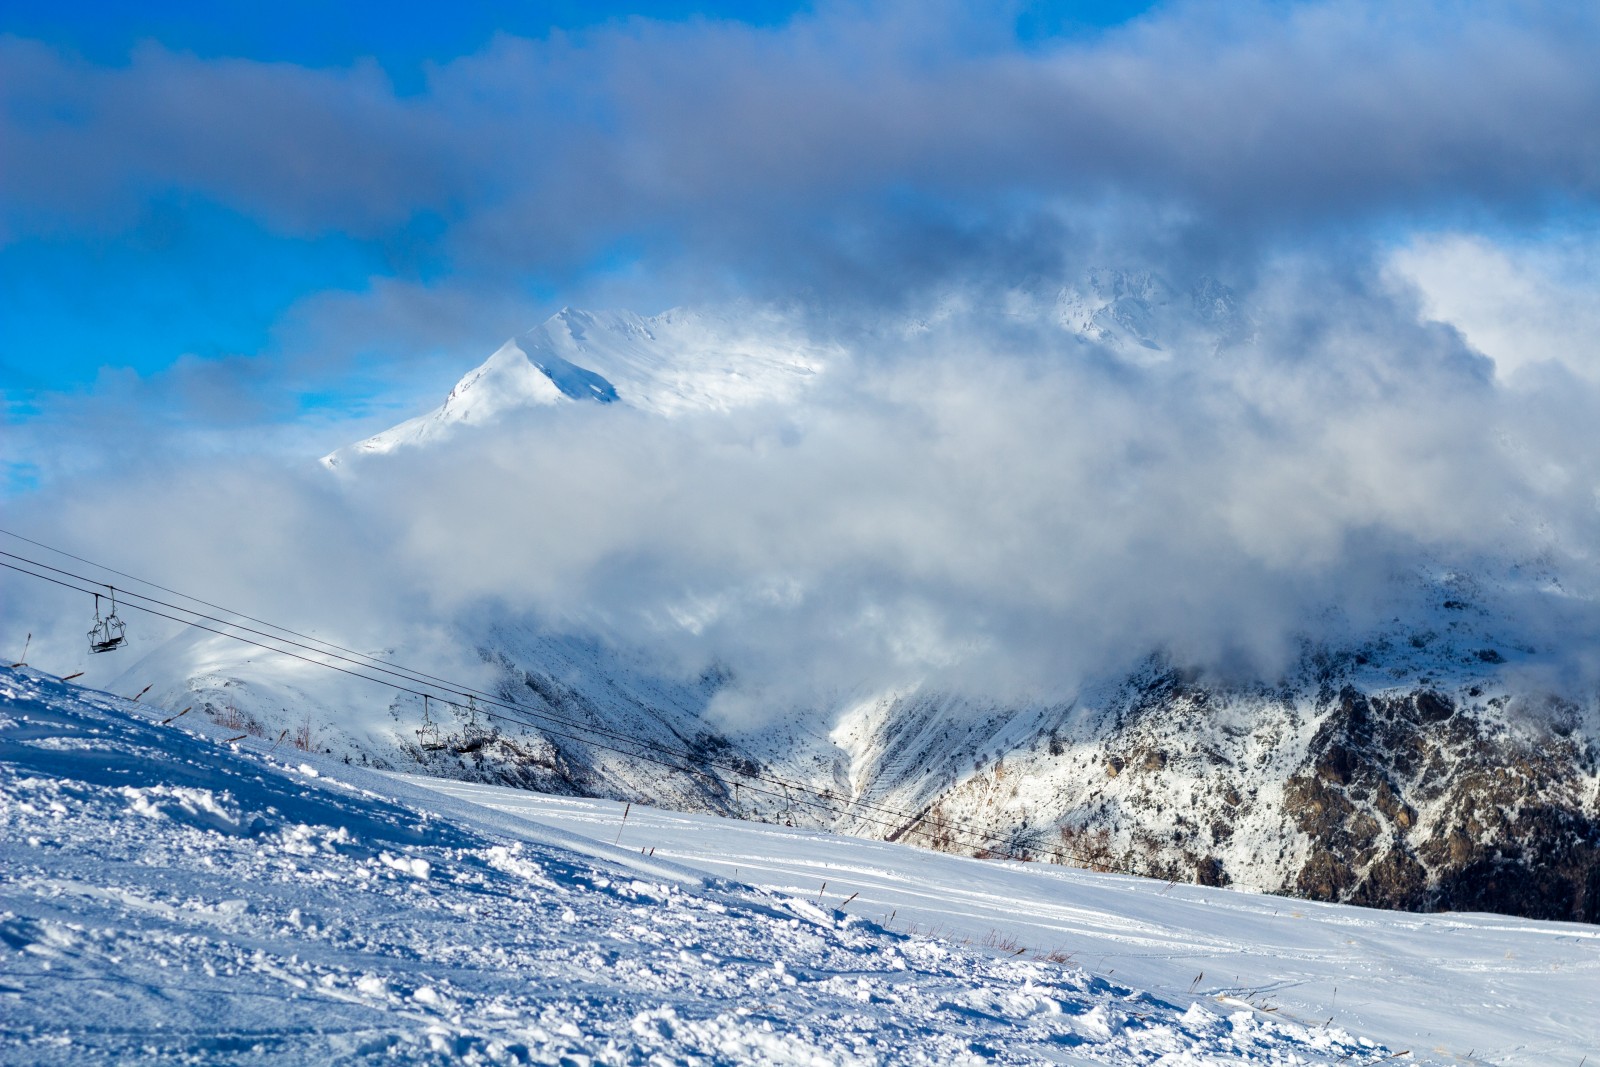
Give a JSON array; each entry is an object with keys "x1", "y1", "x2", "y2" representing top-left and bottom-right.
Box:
[
  {"x1": 531, "y1": 307, "x2": 831, "y2": 417},
  {"x1": 324, "y1": 276, "x2": 1241, "y2": 466},
  {"x1": 3, "y1": 666, "x2": 1595, "y2": 1064},
  {"x1": 98, "y1": 622, "x2": 773, "y2": 823},
  {"x1": 399, "y1": 781, "x2": 1600, "y2": 1066},
  {"x1": 324, "y1": 305, "x2": 831, "y2": 465},
  {"x1": 327, "y1": 337, "x2": 569, "y2": 462},
  {"x1": 70, "y1": 533, "x2": 1600, "y2": 935}
]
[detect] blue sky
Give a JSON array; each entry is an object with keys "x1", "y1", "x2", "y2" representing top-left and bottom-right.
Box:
[
  {"x1": 4, "y1": 1, "x2": 1160, "y2": 69},
  {"x1": 4, "y1": 1, "x2": 817, "y2": 88}
]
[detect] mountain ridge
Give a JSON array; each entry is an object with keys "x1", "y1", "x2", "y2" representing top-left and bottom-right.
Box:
[
  {"x1": 123, "y1": 272, "x2": 1600, "y2": 922},
  {"x1": 323, "y1": 304, "x2": 830, "y2": 466}
]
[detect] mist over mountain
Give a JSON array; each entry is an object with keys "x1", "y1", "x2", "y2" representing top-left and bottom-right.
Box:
[
  {"x1": 306, "y1": 261, "x2": 1600, "y2": 711},
  {"x1": 15, "y1": 256, "x2": 1600, "y2": 705},
  {"x1": 8, "y1": 256, "x2": 1599, "y2": 921}
]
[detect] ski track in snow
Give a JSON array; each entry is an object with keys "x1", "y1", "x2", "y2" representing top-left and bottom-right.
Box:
[
  {"x1": 391, "y1": 783, "x2": 1600, "y2": 1067},
  {"x1": 1, "y1": 667, "x2": 1592, "y2": 1065}
]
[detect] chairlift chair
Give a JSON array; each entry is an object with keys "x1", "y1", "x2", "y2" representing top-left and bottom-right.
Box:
[
  {"x1": 416, "y1": 694, "x2": 447, "y2": 752},
  {"x1": 88, "y1": 590, "x2": 128, "y2": 654}
]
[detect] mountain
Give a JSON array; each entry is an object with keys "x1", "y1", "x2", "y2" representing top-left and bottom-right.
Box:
[
  {"x1": 325, "y1": 271, "x2": 1248, "y2": 467},
  {"x1": 105, "y1": 273, "x2": 1600, "y2": 925},
  {"x1": 324, "y1": 305, "x2": 830, "y2": 465},
  {"x1": 110, "y1": 564, "x2": 1600, "y2": 924},
  {"x1": 113, "y1": 620, "x2": 754, "y2": 817},
  {"x1": 10, "y1": 664, "x2": 1596, "y2": 1064},
  {"x1": 1053, "y1": 267, "x2": 1253, "y2": 355}
]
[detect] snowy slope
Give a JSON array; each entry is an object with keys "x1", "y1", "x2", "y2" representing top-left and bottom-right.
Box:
[
  {"x1": 400, "y1": 780, "x2": 1600, "y2": 1067},
  {"x1": 104, "y1": 621, "x2": 771, "y2": 820},
  {"x1": 1, "y1": 665, "x2": 1423, "y2": 1065}
]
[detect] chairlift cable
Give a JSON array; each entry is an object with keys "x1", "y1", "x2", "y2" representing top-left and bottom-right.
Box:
[
  {"x1": 0, "y1": 546, "x2": 838, "y2": 795},
  {"x1": 0, "y1": 555, "x2": 873, "y2": 816},
  {"x1": 1, "y1": 557, "x2": 776, "y2": 792},
  {"x1": 0, "y1": 546, "x2": 731, "y2": 762},
  {"x1": 0, "y1": 526, "x2": 471, "y2": 693},
  {"x1": 4, "y1": 552, "x2": 1135, "y2": 873},
  {"x1": 1, "y1": 549, "x2": 514, "y2": 712},
  {"x1": 0, "y1": 558, "x2": 691, "y2": 762},
  {"x1": 0, "y1": 550, "x2": 1150, "y2": 876},
  {"x1": 3, "y1": 553, "x2": 1138, "y2": 873}
]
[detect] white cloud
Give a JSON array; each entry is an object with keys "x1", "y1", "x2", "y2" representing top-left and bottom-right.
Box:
[
  {"x1": 1387, "y1": 231, "x2": 1600, "y2": 382},
  {"x1": 10, "y1": 255, "x2": 1600, "y2": 720}
]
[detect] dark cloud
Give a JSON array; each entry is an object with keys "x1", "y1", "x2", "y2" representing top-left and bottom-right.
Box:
[
  {"x1": 1, "y1": 39, "x2": 451, "y2": 238},
  {"x1": 6, "y1": 2, "x2": 1599, "y2": 265},
  {"x1": 7, "y1": 0, "x2": 1597, "y2": 419}
]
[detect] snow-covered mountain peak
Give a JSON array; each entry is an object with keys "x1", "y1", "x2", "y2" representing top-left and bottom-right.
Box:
[
  {"x1": 900, "y1": 269, "x2": 1252, "y2": 361},
  {"x1": 1049, "y1": 268, "x2": 1251, "y2": 358},
  {"x1": 324, "y1": 304, "x2": 828, "y2": 466},
  {"x1": 545, "y1": 305, "x2": 654, "y2": 344},
  {"x1": 323, "y1": 275, "x2": 1251, "y2": 468},
  {"x1": 522, "y1": 303, "x2": 828, "y2": 416},
  {"x1": 322, "y1": 337, "x2": 574, "y2": 466},
  {"x1": 453, "y1": 337, "x2": 579, "y2": 410}
]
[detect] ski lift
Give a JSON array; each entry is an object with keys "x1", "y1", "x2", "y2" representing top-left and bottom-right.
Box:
[
  {"x1": 88, "y1": 589, "x2": 128, "y2": 654},
  {"x1": 416, "y1": 694, "x2": 446, "y2": 752},
  {"x1": 460, "y1": 694, "x2": 489, "y2": 741}
]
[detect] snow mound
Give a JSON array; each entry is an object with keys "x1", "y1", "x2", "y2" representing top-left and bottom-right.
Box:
[{"x1": 2, "y1": 665, "x2": 1401, "y2": 1065}]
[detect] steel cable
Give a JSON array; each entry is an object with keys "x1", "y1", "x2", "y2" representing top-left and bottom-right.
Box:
[{"x1": 0, "y1": 542, "x2": 1156, "y2": 877}]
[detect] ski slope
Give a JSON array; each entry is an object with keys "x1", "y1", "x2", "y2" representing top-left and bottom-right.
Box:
[
  {"x1": 400, "y1": 781, "x2": 1600, "y2": 1066},
  {"x1": 2, "y1": 666, "x2": 1594, "y2": 1065}
]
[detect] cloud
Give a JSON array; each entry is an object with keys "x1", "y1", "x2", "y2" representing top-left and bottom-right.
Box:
[
  {"x1": 9, "y1": 247, "x2": 1600, "y2": 720},
  {"x1": 7, "y1": 2, "x2": 1600, "y2": 262},
  {"x1": 1387, "y1": 229, "x2": 1600, "y2": 382},
  {"x1": 7, "y1": 3, "x2": 1600, "y2": 721},
  {"x1": 0, "y1": 38, "x2": 451, "y2": 240},
  {"x1": 9, "y1": 0, "x2": 1600, "y2": 447}
]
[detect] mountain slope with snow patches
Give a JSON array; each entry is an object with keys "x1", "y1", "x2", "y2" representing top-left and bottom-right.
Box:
[
  {"x1": 103, "y1": 620, "x2": 768, "y2": 821},
  {"x1": 85, "y1": 273, "x2": 1600, "y2": 924},
  {"x1": 2, "y1": 665, "x2": 1437, "y2": 1065},
  {"x1": 105, "y1": 571, "x2": 1600, "y2": 924}
]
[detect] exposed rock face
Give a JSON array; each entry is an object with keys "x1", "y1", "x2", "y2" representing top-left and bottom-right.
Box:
[
  {"x1": 419, "y1": 640, "x2": 1600, "y2": 923},
  {"x1": 827, "y1": 657, "x2": 1600, "y2": 924},
  {"x1": 1285, "y1": 684, "x2": 1600, "y2": 920},
  {"x1": 150, "y1": 619, "x2": 1600, "y2": 924}
]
